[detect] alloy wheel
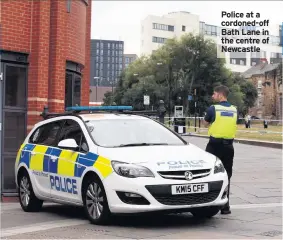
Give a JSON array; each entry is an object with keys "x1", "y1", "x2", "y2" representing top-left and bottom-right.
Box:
[
  {"x1": 86, "y1": 182, "x2": 104, "y2": 220},
  {"x1": 20, "y1": 176, "x2": 30, "y2": 207}
]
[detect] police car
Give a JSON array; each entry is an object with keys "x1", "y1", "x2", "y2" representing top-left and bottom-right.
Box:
[{"x1": 15, "y1": 106, "x2": 229, "y2": 225}]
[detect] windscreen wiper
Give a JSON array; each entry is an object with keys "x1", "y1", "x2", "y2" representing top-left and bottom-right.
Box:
[{"x1": 118, "y1": 143, "x2": 168, "y2": 147}]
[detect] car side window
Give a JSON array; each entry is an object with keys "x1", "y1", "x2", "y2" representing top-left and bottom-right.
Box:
[
  {"x1": 58, "y1": 119, "x2": 89, "y2": 153},
  {"x1": 29, "y1": 121, "x2": 62, "y2": 146}
]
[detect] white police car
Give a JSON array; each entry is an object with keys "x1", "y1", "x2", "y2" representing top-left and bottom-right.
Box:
[{"x1": 15, "y1": 106, "x2": 229, "y2": 225}]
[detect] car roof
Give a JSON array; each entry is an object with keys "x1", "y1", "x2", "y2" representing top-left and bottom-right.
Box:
[
  {"x1": 79, "y1": 113, "x2": 148, "y2": 121},
  {"x1": 32, "y1": 113, "x2": 153, "y2": 130}
]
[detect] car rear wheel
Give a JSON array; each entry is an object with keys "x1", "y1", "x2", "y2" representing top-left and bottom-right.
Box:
[
  {"x1": 190, "y1": 207, "x2": 220, "y2": 218},
  {"x1": 18, "y1": 170, "x2": 43, "y2": 212},
  {"x1": 82, "y1": 176, "x2": 111, "y2": 225}
]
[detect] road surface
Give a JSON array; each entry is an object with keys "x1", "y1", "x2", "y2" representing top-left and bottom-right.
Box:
[{"x1": 1, "y1": 137, "x2": 282, "y2": 239}]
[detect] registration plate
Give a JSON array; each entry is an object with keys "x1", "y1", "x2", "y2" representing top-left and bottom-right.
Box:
[{"x1": 171, "y1": 183, "x2": 209, "y2": 195}]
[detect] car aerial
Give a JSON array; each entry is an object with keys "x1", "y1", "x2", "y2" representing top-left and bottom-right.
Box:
[{"x1": 15, "y1": 106, "x2": 229, "y2": 225}]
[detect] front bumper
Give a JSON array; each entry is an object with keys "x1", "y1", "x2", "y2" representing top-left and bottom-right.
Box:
[{"x1": 103, "y1": 171, "x2": 229, "y2": 214}]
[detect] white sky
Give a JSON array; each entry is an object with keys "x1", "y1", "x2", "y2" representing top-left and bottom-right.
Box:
[{"x1": 91, "y1": 1, "x2": 283, "y2": 56}]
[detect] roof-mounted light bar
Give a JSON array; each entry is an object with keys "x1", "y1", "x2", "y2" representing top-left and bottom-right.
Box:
[{"x1": 65, "y1": 106, "x2": 133, "y2": 112}]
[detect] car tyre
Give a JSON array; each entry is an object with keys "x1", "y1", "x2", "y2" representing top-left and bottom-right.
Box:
[
  {"x1": 18, "y1": 170, "x2": 43, "y2": 212},
  {"x1": 82, "y1": 175, "x2": 111, "y2": 225},
  {"x1": 191, "y1": 207, "x2": 220, "y2": 218}
]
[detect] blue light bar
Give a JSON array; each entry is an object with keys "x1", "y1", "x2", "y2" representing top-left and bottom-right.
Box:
[{"x1": 65, "y1": 106, "x2": 133, "y2": 112}]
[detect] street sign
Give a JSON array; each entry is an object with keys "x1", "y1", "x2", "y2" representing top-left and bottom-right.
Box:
[
  {"x1": 144, "y1": 95, "x2": 150, "y2": 105},
  {"x1": 174, "y1": 106, "x2": 183, "y2": 118},
  {"x1": 188, "y1": 95, "x2": 192, "y2": 101}
]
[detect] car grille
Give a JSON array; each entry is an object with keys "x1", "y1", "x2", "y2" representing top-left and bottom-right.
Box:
[
  {"x1": 145, "y1": 181, "x2": 222, "y2": 206},
  {"x1": 158, "y1": 169, "x2": 211, "y2": 180}
]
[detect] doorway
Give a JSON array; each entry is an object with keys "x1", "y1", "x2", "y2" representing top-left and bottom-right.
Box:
[
  {"x1": 1, "y1": 62, "x2": 27, "y2": 193},
  {"x1": 65, "y1": 61, "x2": 82, "y2": 108}
]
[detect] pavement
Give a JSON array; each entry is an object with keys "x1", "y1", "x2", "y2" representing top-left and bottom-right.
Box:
[{"x1": 1, "y1": 137, "x2": 282, "y2": 239}]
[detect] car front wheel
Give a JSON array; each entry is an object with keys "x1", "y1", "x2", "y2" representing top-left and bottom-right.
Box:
[
  {"x1": 18, "y1": 170, "x2": 43, "y2": 212},
  {"x1": 190, "y1": 207, "x2": 220, "y2": 218},
  {"x1": 82, "y1": 176, "x2": 111, "y2": 225}
]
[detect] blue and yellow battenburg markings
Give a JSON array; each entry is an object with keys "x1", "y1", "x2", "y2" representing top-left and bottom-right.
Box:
[{"x1": 16, "y1": 143, "x2": 113, "y2": 179}]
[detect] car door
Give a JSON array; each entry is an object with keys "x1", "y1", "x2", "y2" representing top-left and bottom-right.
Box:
[
  {"x1": 27, "y1": 120, "x2": 63, "y2": 199},
  {"x1": 49, "y1": 119, "x2": 89, "y2": 203}
]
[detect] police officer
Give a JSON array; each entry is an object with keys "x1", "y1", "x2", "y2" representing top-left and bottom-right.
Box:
[{"x1": 203, "y1": 85, "x2": 238, "y2": 215}]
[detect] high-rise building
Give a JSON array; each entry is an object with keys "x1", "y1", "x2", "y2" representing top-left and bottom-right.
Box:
[
  {"x1": 140, "y1": 11, "x2": 282, "y2": 73},
  {"x1": 123, "y1": 54, "x2": 138, "y2": 69},
  {"x1": 90, "y1": 39, "x2": 124, "y2": 88}
]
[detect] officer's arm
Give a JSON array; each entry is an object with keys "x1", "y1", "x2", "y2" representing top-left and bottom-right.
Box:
[{"x1": 203, "y1": 106, "x2": 214, "y2": 128}]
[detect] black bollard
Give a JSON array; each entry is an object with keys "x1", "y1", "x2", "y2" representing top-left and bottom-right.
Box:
[
  {"x1": 158, "y1": 100, "x2": 166, "y2": 124},
  {"x1": 263, "y1": 120, "x2": 268, "y2": 129}
]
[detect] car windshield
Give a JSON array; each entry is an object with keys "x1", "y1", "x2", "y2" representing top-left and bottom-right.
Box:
[{"x1": 85, "y1": 118, "x2": 186, "y2": 148}]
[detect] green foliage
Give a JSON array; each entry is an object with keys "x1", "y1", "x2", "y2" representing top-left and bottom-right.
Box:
[
  {"x1": 102, "y1": 91, "x2": 114, "y2": 105},
  {"x1": 105, "y1": 33, "x2": 258, "y2": 115}
]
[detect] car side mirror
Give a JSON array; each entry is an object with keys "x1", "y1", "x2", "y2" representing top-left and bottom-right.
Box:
[{"x1": 58, "y1": 138, "x2": 79, "y2": 151}]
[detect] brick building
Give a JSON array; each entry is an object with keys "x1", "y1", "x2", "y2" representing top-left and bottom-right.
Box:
[
  {"x1": 0, "y1": 0, "x2": 91, "y2": 196},
  {"x1": 243, "y1": 61, "x2": 282, "y2": 120}
]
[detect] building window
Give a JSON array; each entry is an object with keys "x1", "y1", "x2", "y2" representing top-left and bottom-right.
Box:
[
  {"x1": 199, "y1": 22, "x2": 205, "y2": 34},
  {"x1": 4, "y1": 65, "x2": 27, "y2": 108},
  {"x1": 258, "y1": 80, "x2": 262, "y2": 89},
  {"x1": 230, "y1": 52, "x2": 246, "y2": 65},
  {"x1": 152, "y1": 23, "x2": 174, "y2": 32},
  {"x1": 270, "y1": 52, "x2": 282, "y2": 64},
  {"x1": 270, "y1": 35, "x2": 280, "y2": 46},
  {"x1": 65, "y1": 61, "x2": 82, "y2": 108},
  {"x1": 66, "y1": 0, "x2": 71, "y2": 13},
  {"x1": 182, "y1": 25, "x2": 186, "y2": 32},
  {"x1": 152, "y1": 36, "x2": 167, "y2": 44},
  {"x1": 205, "y1": 24, "x2": 217, "y2": 36}
]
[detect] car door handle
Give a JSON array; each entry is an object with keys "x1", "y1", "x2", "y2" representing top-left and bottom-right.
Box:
[{"x1": 50, "y1": 156, "x2": 57, "y2": 161}]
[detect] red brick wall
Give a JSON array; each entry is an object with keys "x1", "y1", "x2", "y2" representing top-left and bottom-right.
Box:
[
  {"x1": 248, "y1": 72, "x2": 280, "y2": 119},
  {"x1": 48, "y1": 0, "x2": 68, "y2": 113},
  {"x1": 1, "y1": 0, "x2": 91, "y2": 130},
  {"x1": 1, "y1": 0, "x2": 32, "y2": 52},
  {"x1": 27, "y1": 0, "x2": 51, "y2": 127},
  {"x1": 66, "y1": 0, "x2": 86, "y2": 65},
  {"x1": 81, "y1": 0, "x2": 91, "y2": 106}
]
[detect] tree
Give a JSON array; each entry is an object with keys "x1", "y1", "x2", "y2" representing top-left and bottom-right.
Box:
[
  {"x1": 227, "y1": 72, "x2": 258, "y2": 116},
  {"x1": 240, "y1": 81, "x2": 258, "y2": 116},
  {"x1": 104, "y1": 33, "x2": 257, "y2": 115},
  {"x1": 102, "y1": 91, "x2": 114, "y2": 105}
]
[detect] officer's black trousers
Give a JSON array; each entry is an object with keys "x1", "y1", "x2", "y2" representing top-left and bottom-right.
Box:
[{"x1": 205, "y1": 140, "x2": 234, "y2": 210}]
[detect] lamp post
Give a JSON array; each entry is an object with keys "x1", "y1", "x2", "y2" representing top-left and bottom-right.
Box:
[
  {"x1": 156, "y1": 62, "x2": 173, "y2": 126},
  {"x1": 93, "y1": 77, "x2": 101, "y2": 102}
]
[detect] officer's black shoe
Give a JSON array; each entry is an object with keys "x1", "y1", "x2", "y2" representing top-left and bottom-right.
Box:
[{"x1": 221, "y1": 208, "x2": 231, "y2": 214}]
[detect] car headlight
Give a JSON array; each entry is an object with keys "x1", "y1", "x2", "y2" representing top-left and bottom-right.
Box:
[
  {"x1": 214, "y1": 158, "x2": 225, "y2": 174},
  {"x1": 111, "y1": 161, "x2": 155, "y2": 178}
]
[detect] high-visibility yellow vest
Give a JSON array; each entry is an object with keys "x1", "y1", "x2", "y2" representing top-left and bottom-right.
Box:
[{"x1": 208, "y1": 104, "x2": 238, "y2": 139}]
